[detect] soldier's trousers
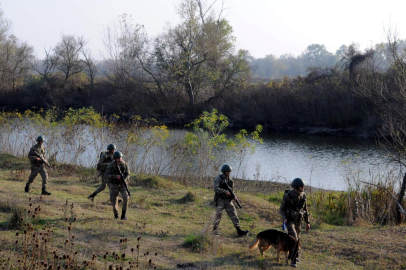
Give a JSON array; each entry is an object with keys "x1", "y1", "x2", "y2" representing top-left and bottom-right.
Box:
[
  {"x1": 93, "y1": 176, "x2": 108, "y2": 196},
  {"x1": 26, "y1": 165, "x2": 48, "y2": 190},
  {"x1": 108, "y1": 183, "x2": 128, "y2": 215},
  {"x1": 287, "y1": 220, "x2": 301, "y2": 240},
  {"x1": 213, "y1": 198, "x2": 240, "y2": 228}
]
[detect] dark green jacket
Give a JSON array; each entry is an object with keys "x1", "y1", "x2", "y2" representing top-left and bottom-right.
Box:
[
  {"x1": 280, "y1": 189, "x2": 310, "y2": 224},
  {"x1": 105, "y1": 160, "x2": 130, "y2": 185},
  {"x1": 214, "y1": 174, "x2": 234, "y2": 201},
  {"x1": 97, "y1": 151, "x2": 114, "y2": 173},
  {"x1": 28, "y1": 143, "x2": 46, "y2": 166}
]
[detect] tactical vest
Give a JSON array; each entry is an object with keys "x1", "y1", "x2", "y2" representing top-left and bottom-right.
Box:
[
  {"x1": 216, "y1": 175, "x2": 234, "y2": 200},
  {"x1": 284, "y1": 190, "x2": 306, "y2": 222}
]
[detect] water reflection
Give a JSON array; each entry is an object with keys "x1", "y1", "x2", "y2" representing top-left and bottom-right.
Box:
[
  {"x1": 2, "y1": 124, "x2": 399, "y2": 191},
  {"x1": 230, "y1": 132, "x2": 397, "y2": 191}
]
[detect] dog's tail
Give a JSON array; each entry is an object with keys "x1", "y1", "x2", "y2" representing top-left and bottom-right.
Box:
[{"x1": 249, "y1": 237, "x2": 259, "y2": 250}]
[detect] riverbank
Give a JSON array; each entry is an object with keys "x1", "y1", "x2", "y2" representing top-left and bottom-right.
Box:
[{"x1": 0, "y1": 153, "x2": 404, "y2": 269}]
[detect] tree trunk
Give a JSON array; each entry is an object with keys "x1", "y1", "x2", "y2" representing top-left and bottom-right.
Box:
[{"x1": 397, "y1": 172, "x2": 406, "y2": 225}]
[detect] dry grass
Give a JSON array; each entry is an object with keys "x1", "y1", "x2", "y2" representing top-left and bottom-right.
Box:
[{"x1": 0, "y1": 153, "x2": 405, "y2": 269}]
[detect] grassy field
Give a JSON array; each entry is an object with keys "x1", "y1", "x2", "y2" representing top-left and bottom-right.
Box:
[{"x1": 0, "y1": 153, "x2": 405, "y2": 270}]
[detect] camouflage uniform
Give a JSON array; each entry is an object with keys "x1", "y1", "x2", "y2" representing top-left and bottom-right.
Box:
[
  {"x1": 280, "y1": 189, "x2": 310, "y2": 240},
  {"x1": 92, "y1": 151, "x2": 114, "y2": 196},
  {"x1": 26, "y1": 143, "x2": 48, "y2": 190},
  {"x1": 105, "y1": 160, "x2": 130, "y2": 217},
  {"x1": 213, "y1": 174, "x2": 240, "y2": 229}
]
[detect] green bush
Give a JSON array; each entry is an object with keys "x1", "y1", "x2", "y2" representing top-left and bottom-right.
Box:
[
  {"x1": 183, "y1": 234, "x2": 212, "y2": 252},
  {"x1": 177, "y1": 191, "x2": 197, "y2": 204},
  {"x1": 131, "y1": 174, "x2": 174, "y2": 189}
]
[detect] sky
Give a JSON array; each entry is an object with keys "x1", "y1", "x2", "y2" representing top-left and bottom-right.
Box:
[{"x1": 1, "y1": 0, "x2": 405, "y2": 59}]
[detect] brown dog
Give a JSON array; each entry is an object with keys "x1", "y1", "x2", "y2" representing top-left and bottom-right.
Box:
[{"x1": 249, "y1": 229, "x2": 300, "y2": 265}]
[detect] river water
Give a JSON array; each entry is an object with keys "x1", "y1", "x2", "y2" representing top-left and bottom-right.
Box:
[
  {"x1": 2, "y1": 124, "x2": 400, "y2": 191},
  {"x1": 226, "y1": 132, "x2": 399, "y2": 191}
]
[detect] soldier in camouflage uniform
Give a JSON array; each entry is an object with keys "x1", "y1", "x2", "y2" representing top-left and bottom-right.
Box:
[
  {"x1": 213, "y1": 164, "x2": 249, "y2": 237},
  {"x1": 25, "y1": 136, "x2": 51, "y2": 195},
  {"x1": 105, "y1": 151, "x2": 130, "y2": 220},
  {"x1": 87, "y1": 144, "x2": 116, "y2": 201},
  {"x1": 280, "y1": 178, "x2": 310, "y2": 267}
]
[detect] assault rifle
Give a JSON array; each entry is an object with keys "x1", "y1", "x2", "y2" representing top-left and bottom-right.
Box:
[
  {"x1": 33, "y1": 151, "x2": 54, "y2": 171},
  {"x1": 117, "y1": 165, "x2": 131, "y2": 199},
  {"x1": 223, "y1": 181, "x2": 242, "y2": 209}
]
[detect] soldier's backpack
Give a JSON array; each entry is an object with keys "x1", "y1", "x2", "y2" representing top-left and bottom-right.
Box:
[{"x1": 96, "y1": 151, "x2": 108, "y2": 170}]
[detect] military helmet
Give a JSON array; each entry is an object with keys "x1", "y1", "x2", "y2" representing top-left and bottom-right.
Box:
[
  {"x1": 291, "y1": 178, "x2": 305, "y2": 189},
  {"x1": 221, "y1": 164, "x2": 232, "y2": 173},
  {"x1": 36, "y1": 136, "x2": 45, "y2": 142},
  {"x1": 113, "y1": 151, "x2": 123, "y2": 159},
  {"x1": 107, "y1": 144, "x2": 116, "y2": 150}
]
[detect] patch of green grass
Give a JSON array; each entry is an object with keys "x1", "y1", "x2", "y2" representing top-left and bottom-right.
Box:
[
  {"x1": 183, "y1": 233, "x2": 212, "y2": 252},
  {"x1": 131, "y1": 174, "x2": 176, "y2": 189},
  {"x1": 267, "y1": 191, "x2": 284, "y2": 204}
]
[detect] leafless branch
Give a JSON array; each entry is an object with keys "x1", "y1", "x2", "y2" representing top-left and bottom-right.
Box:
[{"x1": 360, "y1": 181, "x2": 406, "y2": 215}]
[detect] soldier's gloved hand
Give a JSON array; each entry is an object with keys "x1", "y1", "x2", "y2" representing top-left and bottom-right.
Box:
[
  {"x1": 36, "y1": 157, "x2": 41, "y2": 161},
  {"x1": 116, "y1": 175, "x2": 121, "y2": 180}
]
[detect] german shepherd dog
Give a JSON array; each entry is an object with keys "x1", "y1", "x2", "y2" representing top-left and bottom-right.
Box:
[{"x1": 249, "y1": 229, "x2": 300, "y2": 265}]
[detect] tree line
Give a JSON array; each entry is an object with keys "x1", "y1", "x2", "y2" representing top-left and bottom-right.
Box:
[{"x1": 1, "y1": 0, "x2": 406, "y2": 140}]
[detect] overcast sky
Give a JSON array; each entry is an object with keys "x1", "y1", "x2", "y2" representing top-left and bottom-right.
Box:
[{"x1": 1, "y1": 0, "x2": 404, "y2": 59}]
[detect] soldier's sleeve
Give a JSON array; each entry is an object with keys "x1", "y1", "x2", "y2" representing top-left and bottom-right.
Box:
[
  {"x1": 28, "y1": 146, "x2": 37, "y2": 162},
  {"x1": 105, "y1": 162, "x2": 115, "y2": 181},
  {"x1": 123, "y1": 163, "x2": 130, "y2": 181},
  {"x1": 280, "y1": 194, "x2": 288, "y2": 220},
  {"x1": 98, "y1": 153, "x2": 109, "y2": 172},
  {"x1": 213, "y1": 175, "x2": 227, "y2": 194},
  {"x1": 303, "y1": 194, "x2": 310, "y2": 224}
]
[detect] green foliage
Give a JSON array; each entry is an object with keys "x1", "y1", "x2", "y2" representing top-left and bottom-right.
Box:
[
  {"x1": 62, "y1": 107, "x2": 106, "y2": 128},
  {"x1": 184, "y1": 109, "x2": 262, "y2": 180},
  {"x1": 308, "y1": 191, "x2": 348, "y2": 226},
  {"x1": 7, "y1": 205, "x2": 26, "y2": 230},
  {"x1": 131, "y1": 174, "x2": 174, "y2": 189},
  {"x1": 267, "y1": 191, "x2": 284, "y2": 205},
  {"x1": 183, "y1": 233, "x2": 212, "y2": 252}
]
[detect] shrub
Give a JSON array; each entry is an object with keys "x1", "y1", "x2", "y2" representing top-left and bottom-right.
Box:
[
  {"x1": 177, "y1": 191, "x2": 197, "y2": 204},
  {"x1": 131, "y1": 174, "x2": 174, "y2": 189},
  {"x1": 7, "y1": 205, "x2": 26, "y2": 230},
  {"x1": 183, "y1": 233, "x2": 212, "y2": 252}
]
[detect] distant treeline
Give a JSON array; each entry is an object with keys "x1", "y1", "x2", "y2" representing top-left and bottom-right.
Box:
[{"x1": 0, "y1": 2, "x2": 405, "y2": 138}]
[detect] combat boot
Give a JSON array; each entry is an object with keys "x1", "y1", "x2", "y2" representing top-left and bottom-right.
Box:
[
  {"x1": 24, "y1": 184, "x2": 30, "y2": 193},
  {"x1": 121, "y1": 210, "x2": 127, "y2": 220},
  {"x1": 87, "y1": 192, "x2": 96, "y2": 202},
  {"x1": 212, "y1": 225, "x2": 219, "y2": 236},
  {"x1": 236, "y1": 226, "x2": 249, "y2": 237},
  {"x1": 41, "y1": 189, "x2": 51, "y2": 195},
  {"x1": 114, "y1": 212, "x2": 119, "y2": 220}
]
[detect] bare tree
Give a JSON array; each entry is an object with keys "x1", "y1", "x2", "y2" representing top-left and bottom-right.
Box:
[
  {"x1": 53, "y1": 35, "x2": 86, "y2": 87},
  {"x1": 354, "y1": 28, "x2": 406, "y2": 224},
  {"x1": 81, "y1": 48, "x2": 98, "y2": 90}
]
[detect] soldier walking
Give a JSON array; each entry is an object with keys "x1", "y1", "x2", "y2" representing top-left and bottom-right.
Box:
[
  {"x1": 25, "y1": 136, "x2": 51, "y2": 195},
  {"x1": 105, "y1": 151, "x2": 130, "y2": 220},
  {"x1": 280, "y1": 178, "x2": 310, "y2": 267},
  {"x1": 88, "y1": 144, "x2": 116, "y2": 201},
  {"x1": 213, "y1": 164, "x2": 249, "y2": 237}
]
